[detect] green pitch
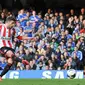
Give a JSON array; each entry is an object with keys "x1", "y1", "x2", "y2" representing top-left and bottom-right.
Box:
[{"x1": 0, "y1": 79, "x2": 85, "y2": 85}]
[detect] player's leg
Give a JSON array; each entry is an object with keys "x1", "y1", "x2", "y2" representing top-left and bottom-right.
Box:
[
  {"x1": 0, "y1": 58, "x2": 13, "y2": 81},
  {"x1": 0, "y1": 47, "x2": 29, "y2": 81},
  {"x1": 0, "y1": 47, "x2": 29, "y2": 65},
  {"x1": 4, "y1": 48, "x2": 29, "y2": 65},
  {"x1": 0, "y1": 47, "x2": 14, "y2": 81},
  {"x1": 1, "y1": 48, "x2": 29, "y2": 66},
  {"x1": 14, "y1": 57, "x2": 29, "y2": 65},
  {"x1": 0, "y1": 58, "x2": 13, "y2": 77}
]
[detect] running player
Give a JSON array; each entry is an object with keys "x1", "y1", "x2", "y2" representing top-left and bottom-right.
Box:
[{"x1": 0, "y1": 17, "x2": 34, "y2": 81}]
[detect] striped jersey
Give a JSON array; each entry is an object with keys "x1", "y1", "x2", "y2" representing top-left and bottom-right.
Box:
[{"x1": 0, "y1": 24, "x2": 14, "y2": 48}]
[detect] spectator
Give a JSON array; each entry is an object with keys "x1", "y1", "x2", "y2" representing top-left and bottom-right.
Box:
[
  {"x1": 29, "y1": 10, "x2": 39, "y2": 28},
  {"x1": 71, "y1": 46, "x2": 83, "y2": 61},
  {"x1": 70, "y1": 9, "x2": 75, "y2": 17},
  {"x1": 0, "y1": 58, "x2": 7, "y2": 70},
  {"x1": 80, "y1": 8, "x2": 85, "y2": 17},
  {"x1": 17, "y1": 9, "x2": 28, "y2": 26},
  {"x1": 24, "y1": 21, "x2": 33, "y2": 37},
  {"x1": 0, "y1": 12, "x2": 6, "y2": 23},
  {"x1": 38, "y1": 21, "x2": 47, "y2": 37}
]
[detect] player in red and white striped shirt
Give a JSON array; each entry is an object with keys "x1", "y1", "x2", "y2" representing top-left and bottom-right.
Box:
[{"x1": 0, "y1": 17, "x2": 34, "y2": 81}]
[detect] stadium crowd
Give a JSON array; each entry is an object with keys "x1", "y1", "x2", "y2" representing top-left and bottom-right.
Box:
[{"x1": 0, "y1": 8, "x2": 85, "y2": 71}]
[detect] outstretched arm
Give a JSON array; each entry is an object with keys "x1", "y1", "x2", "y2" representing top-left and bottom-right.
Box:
[
  {"x1": 13, "y1": 28, "x2": 35, "y2": 41},
  {"x1": 17, "y1": 36, "x2": 35, "y2": 40}
]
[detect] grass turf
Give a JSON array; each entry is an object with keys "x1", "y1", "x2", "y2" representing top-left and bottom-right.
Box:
[{"x1": 0, "y1": 79, "x2": 85, "y2": 85}]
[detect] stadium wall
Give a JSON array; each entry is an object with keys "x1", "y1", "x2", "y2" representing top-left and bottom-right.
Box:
[{"x1": 0, "y1": 70, "x2": 84, "y2": 79}]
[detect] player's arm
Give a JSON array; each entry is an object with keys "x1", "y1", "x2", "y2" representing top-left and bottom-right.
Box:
[
  {"x1": 17, "y1": 35, "x2": 35, "y2": 40},
  {"x1": 13, "y1": 28, "x2": 35, "y2": 41}
]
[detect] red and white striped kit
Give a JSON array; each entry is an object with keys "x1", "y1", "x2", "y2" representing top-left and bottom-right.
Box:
[{"x1": 0, "y1": 24, "x2": 13, "y2": 48}]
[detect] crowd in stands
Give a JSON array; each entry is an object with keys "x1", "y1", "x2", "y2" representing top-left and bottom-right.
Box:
[{"x1": 0, "y1": 8, "x2": 85, "y2": 71}]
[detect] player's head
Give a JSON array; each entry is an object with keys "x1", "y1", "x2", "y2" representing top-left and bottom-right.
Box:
[{"x1": 5, "y1": 17, "x2": 16, "y2": 29}]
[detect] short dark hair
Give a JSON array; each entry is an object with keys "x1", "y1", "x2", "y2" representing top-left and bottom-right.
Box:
[{"x1": 5, "y1": 16, "x2": 16, "y2": 23}]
